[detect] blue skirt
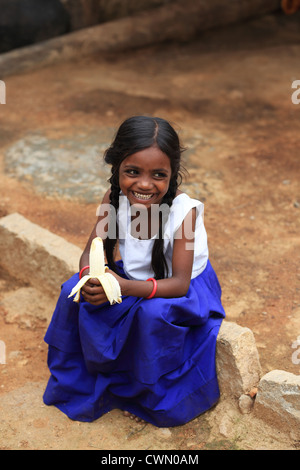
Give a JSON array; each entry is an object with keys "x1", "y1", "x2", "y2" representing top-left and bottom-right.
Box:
[{"x1": 43, "y1": 260, "x2": 225, "y2": 427}]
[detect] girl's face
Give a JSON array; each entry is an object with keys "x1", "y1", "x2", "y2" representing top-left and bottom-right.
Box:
[{"x1": 119, "y1": 146, "x2": 172, "y2": 208}]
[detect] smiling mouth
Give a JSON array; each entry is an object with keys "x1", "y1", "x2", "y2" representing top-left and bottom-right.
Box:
[{"x1": 132, "y1": 191, "x2": 154, "y2": 200}]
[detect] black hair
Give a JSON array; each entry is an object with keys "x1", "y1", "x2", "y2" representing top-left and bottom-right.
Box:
[{"x1": 103, "y1": 115, "x2": 185, "y2": 279}]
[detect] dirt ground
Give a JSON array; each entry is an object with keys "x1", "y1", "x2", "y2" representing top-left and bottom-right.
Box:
[{"x1": 0, "y1": 12, "x2": 300, "y2": 450}]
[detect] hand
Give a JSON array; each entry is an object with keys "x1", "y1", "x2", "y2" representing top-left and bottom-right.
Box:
[
  {"x1": 81, "y1": 278, "x2": 109, "y2": 306},
  {"x1": 105, "y1": 268, "x2": 128, "y2": 296}
]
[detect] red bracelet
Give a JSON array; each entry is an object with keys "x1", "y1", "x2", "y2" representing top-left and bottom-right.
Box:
[
  {"x1": 146, "y1": 278, "x2": 157, "y2": 299},
  {"x1": 79, "y1": 265, "x2": 90, "y2": 279}
]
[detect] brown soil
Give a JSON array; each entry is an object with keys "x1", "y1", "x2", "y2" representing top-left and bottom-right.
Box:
[{"x1": 0, "y1": 13, "x2": 299, "y2": 450}]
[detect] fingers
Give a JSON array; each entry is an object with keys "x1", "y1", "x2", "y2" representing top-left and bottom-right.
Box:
[
  {"x1": 81, "y1": 279, "x2": 108, "y2": 305},
  {"x1": 83, "y1": 281, "x2": 101, "y2": 294},
  {"x1": 86, "y1": 277, "x2": 101, "y2": 288},
  {"x1": 82, "y1": 290, "x2": 108, "y2": 305}
]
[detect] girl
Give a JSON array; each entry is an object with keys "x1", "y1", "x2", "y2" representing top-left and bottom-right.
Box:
[{"x1": 43, "y1": 116, "x2": 226, "y2": 427}]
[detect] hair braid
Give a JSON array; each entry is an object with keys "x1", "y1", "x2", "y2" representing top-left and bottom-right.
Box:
[
  {"x1": 103, "y1": 167, "x2": 121, "y2": 273},
  {"x1": 151, "y1": 177, "x2": 178, "y2": 279}
]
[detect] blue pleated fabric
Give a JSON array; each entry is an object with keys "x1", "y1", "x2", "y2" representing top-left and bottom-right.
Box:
[{"x1": 43, "y1": 260, "x2": 225, "y2": 427}]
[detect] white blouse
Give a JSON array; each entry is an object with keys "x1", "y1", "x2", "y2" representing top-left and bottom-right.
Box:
[{"x1": 117, "y1": 193, "x2": 208, "y2": 281}]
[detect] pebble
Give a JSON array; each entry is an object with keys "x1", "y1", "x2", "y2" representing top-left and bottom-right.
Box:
[
  {"x1": 238, "y1": 394, "x2": 254, "y2": 414},
  {"x1": 156, "y1": 428, "x2": 172, "y2": 439},
  {"x1": 8, "y1": 350, "x2": 22, "y2": 360},
  {"x1": 219, "y1": 415, "x2": 232, "y2": 438}
]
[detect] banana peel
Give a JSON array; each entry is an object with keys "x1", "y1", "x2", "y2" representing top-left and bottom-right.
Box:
[{"x1": 68, "y1": 237, "x2": 122, "y2": 305}]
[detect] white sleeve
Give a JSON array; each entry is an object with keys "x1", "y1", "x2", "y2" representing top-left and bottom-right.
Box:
[{"x1": 163, "y1": 193, "x2": 204, "y2": 243}]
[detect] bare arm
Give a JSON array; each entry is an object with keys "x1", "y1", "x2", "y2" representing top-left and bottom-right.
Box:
[
  {"x1": 79, "y1": 188, "x2": 111, "y2": 273},
  {"x1": 79, "y1": 189, "x2": 112, "y2": 305},
  {"x1": 82, "y1": 202, "x2": 196, "y2": 305},
  {"x1": 120, "y1": 207, "x2": 196, "y2": 299}
]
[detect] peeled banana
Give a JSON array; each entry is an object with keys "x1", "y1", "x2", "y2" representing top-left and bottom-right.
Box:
[{"x1": 68, "y1": 237, "x2": 122, "y2": 305}]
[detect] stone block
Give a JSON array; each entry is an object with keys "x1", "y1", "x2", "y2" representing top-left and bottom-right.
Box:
[
  {"x1": 254, "y1": 370, "x2": 300, "y2": 439},
  {"x1": 1, "y1": 287, "x2": 57, "y2": 328},
  {"x1": 0, "y1": 213, "x2": 82, "y2": 296},
  {"x1": 61, "y1": 0, "x2": 172, "y2": 30},
  {"x1": 216, "y1": 321, "x2": 263, "y2": 398}
]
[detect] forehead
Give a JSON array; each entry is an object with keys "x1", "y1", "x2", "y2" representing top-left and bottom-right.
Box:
[{"x1": 121, "y1": 147, "x2": 171, "y2": 171}]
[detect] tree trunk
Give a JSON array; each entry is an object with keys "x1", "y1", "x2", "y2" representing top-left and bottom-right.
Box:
[{"x1": 0, "y1": 0, "x2": 282, "y2": 77}]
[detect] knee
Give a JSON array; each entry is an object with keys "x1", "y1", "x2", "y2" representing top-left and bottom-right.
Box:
[
  {"x1": 60, "y1": 273, "x2": 80, "y2": 300},
  {"x1": 136, "y1": 298, "x2": 165, "y2": 327}
]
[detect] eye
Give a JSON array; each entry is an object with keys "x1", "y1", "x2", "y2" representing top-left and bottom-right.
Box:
[
  {"x1": 125, "y1": 169, "x2": 139, "y2": 176},
  {"x1": 153, "y1": 172, "x2": 168, "y2": 178}
]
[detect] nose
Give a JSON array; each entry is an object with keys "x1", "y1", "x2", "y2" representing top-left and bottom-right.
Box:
[{"x1": 137, "y1": 174, "x2": 154, "y2": 191}]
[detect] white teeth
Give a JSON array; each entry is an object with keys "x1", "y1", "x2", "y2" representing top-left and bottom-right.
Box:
[{"x1": 133, "y1": 192, "x2": 153, "y2": 200}]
